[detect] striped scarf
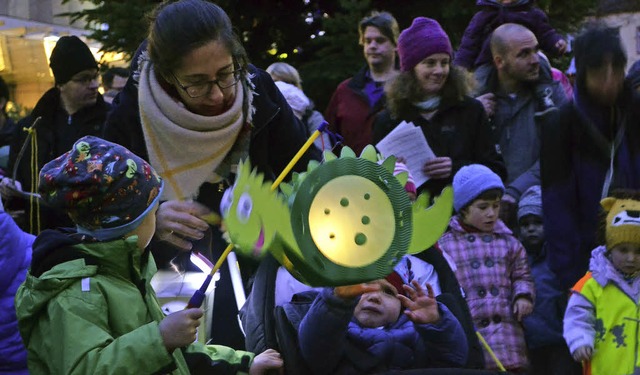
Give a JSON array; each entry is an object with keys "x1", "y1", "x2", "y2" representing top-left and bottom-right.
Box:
[{"x1": 138, "y1": 60, "x2": 248, "y2": 201}]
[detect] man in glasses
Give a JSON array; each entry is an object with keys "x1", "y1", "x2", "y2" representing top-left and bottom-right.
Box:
[{"x1": 3, "y1": 35, "x2": 110, "y2": 233}]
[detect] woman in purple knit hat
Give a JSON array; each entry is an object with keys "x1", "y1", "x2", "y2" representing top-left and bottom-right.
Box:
[{"x1": 373, "y1": 17, "x2": 506, "y2": 200}]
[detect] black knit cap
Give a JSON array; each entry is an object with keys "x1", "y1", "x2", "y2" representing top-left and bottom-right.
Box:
[{"x1": 49, "y1": 36, "x2": 98, "y2": 85}]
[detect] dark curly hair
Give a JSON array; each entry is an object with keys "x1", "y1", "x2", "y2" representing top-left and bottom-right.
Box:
[{"x1": 384, "y1": 65, "x2": 472, "y2": 119}]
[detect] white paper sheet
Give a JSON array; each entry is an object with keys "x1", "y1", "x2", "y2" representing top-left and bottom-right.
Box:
[{"x1": 375, "y1": 121, "x2": 436, "y2": 187}]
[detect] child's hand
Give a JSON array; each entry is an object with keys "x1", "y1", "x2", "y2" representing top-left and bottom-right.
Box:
[
  {"x1": 158, "y1": 308, "x2": 203, "y2": 352},
  {"x1": 513, "y1": 297, "x2": 533, "y2": 321},
  {"x1": 334, "y1": 283, "x2": 381, "y2": 300},
  {"x1": 398, "y1": 280, "x2": 440, "y2": 325},
  {"x1": 572, "y1": 345, "x2": 593, "y2": 362},
  {"x1": 249, "y1": 348, "x2": 283, "y2": 375},
  {"x1": 475, "y1": 93, "x2": 496, "y2": 117},
  {"x1": 555, "y1": 39, "x2": 568, "y2": 54}
]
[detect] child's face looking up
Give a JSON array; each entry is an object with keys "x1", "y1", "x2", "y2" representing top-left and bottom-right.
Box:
[
  {"x1": 462, "y1": 198, "x2": 501, "y2": 233},
  {"x1": 354, "y1": 279, "x2": 402, "y2": 328},
  {"x1": 519, "y1": 214, "x2": 545, "y2": 248},
  {"x1": 609, "y1": 243, "x2": 640, "y2": 275}
]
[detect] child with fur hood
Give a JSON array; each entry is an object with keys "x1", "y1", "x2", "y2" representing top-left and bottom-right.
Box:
[{"x1": 455, "y1": 0, "x2": 567, "y2": 71}]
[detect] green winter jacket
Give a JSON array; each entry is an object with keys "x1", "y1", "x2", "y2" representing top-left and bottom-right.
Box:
[{"x1": 15, "y1": 230, "x2": 254, "y2": 375}]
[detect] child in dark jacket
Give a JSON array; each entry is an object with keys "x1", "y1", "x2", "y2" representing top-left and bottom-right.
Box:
[
  {"x1": 0, "y1": 196, "x2": 34, "y2": 375},
  {"x1": 14, "y1": 136, "x2": 282, "y2": 375},
  {"x1": 296, "y1": 271, "x2": 468, "y2": 374},
  {"x1": 455, "y1": 0, "x2": 567, "y2": 116},
  {"x1": 517, "y1": 186, "x2": 581, "y2": 375},
  {"x1": 455, "y1": 0, "x2": 567, "y2": 70}
]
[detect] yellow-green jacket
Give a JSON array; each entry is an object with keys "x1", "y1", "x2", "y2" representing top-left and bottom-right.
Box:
[
  {"x1": 564, "y1": 246, "x2": 640, "y2": 375},
  {"x1": 15, "y1": 230, "x2": 254, "y2": 374}
]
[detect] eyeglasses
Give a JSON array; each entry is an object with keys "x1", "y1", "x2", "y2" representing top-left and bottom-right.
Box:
[
  {"x1": 172, "y1": 69, "x2": 243, "y2": 98},
  {"x1": 70, "y1": 73, "x2": 100, "y2": 85}
]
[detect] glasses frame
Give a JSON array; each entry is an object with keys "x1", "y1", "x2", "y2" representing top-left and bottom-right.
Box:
[{"x1": 171, "y1": 69, "x2": 243, "y2": 98}]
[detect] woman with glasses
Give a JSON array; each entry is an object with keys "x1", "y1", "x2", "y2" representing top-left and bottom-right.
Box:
[{"x1": 103, "y1": 0, "x2": 319, "y2": 351}]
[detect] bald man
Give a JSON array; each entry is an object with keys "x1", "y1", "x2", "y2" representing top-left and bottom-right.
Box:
[{"x1": 474, "y1": 23, "x2": 567, "y2": 228}]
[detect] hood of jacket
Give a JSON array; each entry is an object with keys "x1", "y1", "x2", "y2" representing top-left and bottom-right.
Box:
[
  {"x1": 15, "y1": 229, "x2": 149, "y2": 345},
  {"x1": 590, "y1": 245, "x2": 640, "y2": 301}
]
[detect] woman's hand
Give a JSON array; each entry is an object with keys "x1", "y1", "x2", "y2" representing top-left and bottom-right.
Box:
[
  {"x1": 422, "y1": 157, "x2": 452, "y2": 180},
  {"x1": 155, "y1": 200, "x2": 211, "y2": 251},
  {"x1": 475, "y1": 93, "x2": 496, "y2": 117},
  {"x1": 398, "y1": 281, "x2": 440, "y2": 325}
]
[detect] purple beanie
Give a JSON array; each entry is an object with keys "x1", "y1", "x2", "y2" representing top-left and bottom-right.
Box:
[{"x1": 397, "y1": 17, "x2": 452, "y2": 72}]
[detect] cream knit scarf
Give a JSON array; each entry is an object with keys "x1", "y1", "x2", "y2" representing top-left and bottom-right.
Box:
[{"x1": 138, "y1": 60, "x2": 247, "y2": 201}]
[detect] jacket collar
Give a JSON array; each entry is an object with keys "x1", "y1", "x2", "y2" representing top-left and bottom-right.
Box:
[{"x1": 449, "y1": 215, "x2": 512, "y2": 236}]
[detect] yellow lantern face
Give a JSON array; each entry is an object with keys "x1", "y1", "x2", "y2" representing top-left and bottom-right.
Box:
[{"x1": 308, "y1": 175, "x2": 395, "y2": 267}]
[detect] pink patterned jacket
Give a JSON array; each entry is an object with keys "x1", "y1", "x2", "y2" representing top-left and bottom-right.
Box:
[{"x1": 438, "y1": 216, "x2": 535, "y2": 371}]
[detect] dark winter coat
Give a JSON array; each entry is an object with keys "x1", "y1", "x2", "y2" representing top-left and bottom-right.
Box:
[
  {"x1": 522, "y1": 246, "x2": 567, "y2": 349},
  {"x1": 0, "y1": 117, "x2": 17, "y2": 147},
  {"x1": 8, "y1": 88, "x2": 109, "y2": 233},
  {"x1": 325, "y1": 66, "x2": 387, "y2": 155},
  {"x1": 102, "y1": 42, "x2": 320, "y2": 350},
  {"x1": 475, "y1": 69, "x2": 568, "y2": 200},
  {"x1": 0, "y1": 210, "x2": 34, "y2": 375},
  {"x1": 454, "y1": 0, "x2": 564, "y2": 70},
  {"x1": 293, "y1": 288, "x2": 468, "y2": 375},
  {"x1": 373, "y1": 96, "x2": 506, "y2": 198},
  {"x1": 541, "y1": 86, "x2": 640, "y2": 290}
]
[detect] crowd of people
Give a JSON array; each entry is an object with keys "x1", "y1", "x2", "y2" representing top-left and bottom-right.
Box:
[{"x1": 1, "y1": 0, "x2": 640, "y2": 374}]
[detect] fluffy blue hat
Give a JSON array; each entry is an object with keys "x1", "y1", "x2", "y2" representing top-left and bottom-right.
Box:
[
  {"x1": 453, "y1": 164, "x2": 504, "y2": 212},
  {"x1": 39, "y1": 136, "x2": 163, "y2": 240}
]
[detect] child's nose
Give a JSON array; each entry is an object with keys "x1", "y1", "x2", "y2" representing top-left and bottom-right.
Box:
[{"x1": 365, "y1": 292, "x2": 381, "y2": 302}]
